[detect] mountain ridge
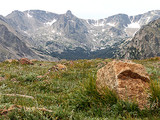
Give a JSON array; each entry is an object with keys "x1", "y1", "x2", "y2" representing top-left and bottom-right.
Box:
[
  {"x1": 116, "y1": 18, "x2": 160, "y2": 59},
  {"x1": 1, "y1": 10, "x2": 160, "y2": 60}
]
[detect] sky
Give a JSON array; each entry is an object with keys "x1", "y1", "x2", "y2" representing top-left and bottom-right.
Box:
[{"x1": 0, "y1": 0, "x2": 160, "y2": 19}]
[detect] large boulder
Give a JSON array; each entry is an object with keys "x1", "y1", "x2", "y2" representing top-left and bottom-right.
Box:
[{"x1": 96, "y1": 60, "x2": 150, "y2": 109}]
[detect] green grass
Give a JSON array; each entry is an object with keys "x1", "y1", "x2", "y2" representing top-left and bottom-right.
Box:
[{"x1": 0, "y1": 58, "x2": 159, "y2": 119}]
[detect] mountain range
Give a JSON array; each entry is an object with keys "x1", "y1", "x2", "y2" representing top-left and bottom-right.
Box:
[{"x1": 0, "y1": 10, "x2": 160, "y2": 61}]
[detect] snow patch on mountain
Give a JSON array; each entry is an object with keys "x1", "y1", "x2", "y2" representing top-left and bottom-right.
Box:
[
  {"x1": 102, "y1": 29, "x2": 105, "y2": 32},
  {"x1": 23, "y1": 31, "x2": 28, "y2": 34},
  {"x1": 56, "y1": 32, "x2": 61, "y2": 35},
  {"x1": 93, "y1": 33, "x2": 98, "y2": 36},
  {"x1": 146, "y1": 17, "x2": 151, "y2": 23},
  {"x1": 86, "y1": 20, "x2": 90, "y2": 25},
  {"x1": 127, "y1": 22, "x2": 140, "y2": 28},
  {"x1": 107, "y1": 23, "x2": 115, "y2": 27},
  {"x1": 100, "y1": 47, "x2": 106, "y2": 50},
  {"x1": 69, "y1": 20, "x2": 75, "y2": 23},
  {"x1": 45, "y1": 19, "x2": 57, "y2": 26},
  {"x1": 27, "y1": 13, "x2": 32, "y2": 18},
  {"x1": 52, "y1": 30, "x2": 56, "y2": 33},
  {"x1": 93, "y1": 39, "x2": 96, "y2": 42}
]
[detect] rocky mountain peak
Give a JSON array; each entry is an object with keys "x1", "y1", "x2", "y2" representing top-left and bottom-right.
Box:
[
  {"x1": 106, "y1": 14, "x2": 130, "y2": 28},
  {"x1": 65, "y1": 10, "x2": 73, "y2": 17},
  {"x1": 66, "y1": 10, "x2": 72, "y2": 15},
  {"x1": 8, "y1": 10, "x2": 24, "y2": 17}
]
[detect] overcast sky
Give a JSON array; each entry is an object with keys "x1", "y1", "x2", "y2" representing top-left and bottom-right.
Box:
[{"x1": 0, "y1": 0, "x2": 160, "y2": 19}]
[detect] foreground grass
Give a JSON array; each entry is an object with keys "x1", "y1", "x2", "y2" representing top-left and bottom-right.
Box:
[{"x1": 0, "y1": 58, "x2": 159, "y2": 119}]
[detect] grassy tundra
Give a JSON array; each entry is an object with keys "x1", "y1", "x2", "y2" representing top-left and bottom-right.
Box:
[{"x1": 0, "y1": 58, "x2": 160, "y2": 120}]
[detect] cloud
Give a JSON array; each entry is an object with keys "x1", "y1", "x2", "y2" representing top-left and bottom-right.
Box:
[{"x1": 0, "y1": 0, "x2": 160, "y2": 19}]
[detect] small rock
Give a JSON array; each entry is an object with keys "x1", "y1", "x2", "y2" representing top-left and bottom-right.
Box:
[
  {"x1": 37, "y1": 75, "x2": 43, "y2": 78},
  {"x1": 30, "y1": 59, "x2": 38, "y2": 62},
  {"x1": 49, "y1": 64, "x2": 67, "y2": 72},
  {"x1": 0, "y1": 109, "x2": 8, "y2": 115},
  {"x1": 5, "y1": 59, "x2": 18, "y2": 63},
  {"x1": 0, "y1": 77, "x2": 5, "y2": 81},
  {"x1": 19, "y1": 58, "x2": 34, "y2": 65},
  {"x1": 60, "y1": 59, "x2": 67, "y2": 62},
  {"x1": 69, "y1": 61, "x2": 74, "y2": 65},
  {"x1": 11, "y1": 78, "x2": 18, "y2": 83},
  {"x1": 56, "y1": 64, "x2": 67, "y2": 70},
  {"x1": 43, "y1": 80, "x2": 50, "y2": 83}
]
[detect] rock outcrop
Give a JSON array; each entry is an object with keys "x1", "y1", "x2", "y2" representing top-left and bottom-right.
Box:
[{"x1": 96, "y1": 60, "x2": 150, "y2": 109}]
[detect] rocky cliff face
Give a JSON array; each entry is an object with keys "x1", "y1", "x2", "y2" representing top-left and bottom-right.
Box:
[{"x1": 117, "y1": 18, "x2": 160, "y2": 59}]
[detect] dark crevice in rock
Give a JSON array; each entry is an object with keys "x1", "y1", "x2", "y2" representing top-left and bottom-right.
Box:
[{"x1": 117, "y1": 70, "x2": 149, "y2": 82}]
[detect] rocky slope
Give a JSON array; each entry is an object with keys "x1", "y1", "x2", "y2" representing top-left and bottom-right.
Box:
[
  {"x1": 0, "y1": 17, "x2": 57, "y2": 61},
  {"x1": 2, "y1": 10, "x2": 160, "y2": 59},
  {"x1": 0, "y1": 20, "x2": 36, "y2": 61},
  {"x1": 117, "y1": 18, "x2": 160, "y2": 59}
]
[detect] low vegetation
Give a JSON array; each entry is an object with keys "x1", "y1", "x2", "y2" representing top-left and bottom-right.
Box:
[{"x1": 0, "y1": 58, "x2": 159, "y2": 119}]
